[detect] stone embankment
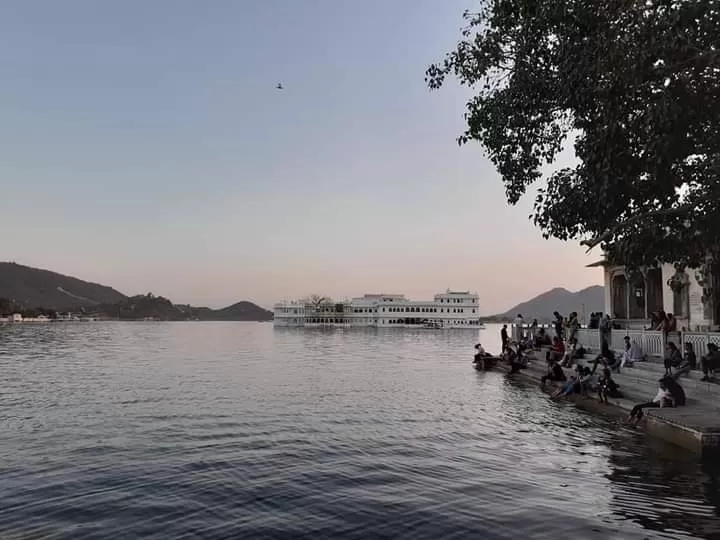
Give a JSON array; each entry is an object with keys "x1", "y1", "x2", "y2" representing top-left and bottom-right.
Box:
[{"x1": 497, "y1": 347, "x2": 720, "y2": 455}]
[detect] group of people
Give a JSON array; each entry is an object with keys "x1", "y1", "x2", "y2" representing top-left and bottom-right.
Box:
[
  {"x1": 539, "y1": 339, "x2": 622, "y2": 403},
  {"x1": 660, "y1": 340, "x2": 720, "y2": 381},
  {"x1": 487, "y1": 311, "x2": 720, "y2": 431}
]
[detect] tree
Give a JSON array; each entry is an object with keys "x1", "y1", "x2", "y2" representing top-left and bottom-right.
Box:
[
  {"x1": 305, "y1": 294, "x2": 330, "y2": 307},
  {"x1": 0, "y1": 297, "x2": 13, "y2": 315},
  {"x1": 426, "y1": 1, "x2": 720, "y2": 272},
  {"x1": 301, "y1": 294, "x2": 331, "y2": 314}
]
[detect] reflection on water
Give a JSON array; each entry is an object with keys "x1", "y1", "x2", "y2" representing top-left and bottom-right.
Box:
[{"x1": 1, "y1": 322, "x2": 719, "y2": 539}]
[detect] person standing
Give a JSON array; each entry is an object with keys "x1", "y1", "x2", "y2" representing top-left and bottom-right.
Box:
[
  {"x1": 513, "y1": 313, "x2": 524, "y2": 342},
  {"x1": 663, "y1": 341, "x2": 682, "y2": 376},
  {"x1": 552, "y1": 311, "x2": 564, "y2": 340},
  {"x1": 568, "y1": 312, "x2": 580, "y2": 342},
  {"x1": 500, "y1": 324, "x2": 509, "y2": 353},
  {"x1": 600, "y1": 313, "x2": 612, "y2": 345},
  {"x1": 700, "y1": 343, "x2": 720, "y2": 381}
]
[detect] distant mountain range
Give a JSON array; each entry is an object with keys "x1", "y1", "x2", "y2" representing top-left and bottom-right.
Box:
[
  {"x1": 0, "y1": 262, "x2": 272, "y2": 321},
  {"x1": 486, "y1": 285, "x2": 604, "y2": 323}
]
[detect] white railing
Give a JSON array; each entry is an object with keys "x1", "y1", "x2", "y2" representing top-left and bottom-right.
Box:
[
  {"x1": 576, "y1": 328, "x2": 601, "y2": 350},
  {"x1": 575, "y1": 328, "x2": 720, "y2": 357}
]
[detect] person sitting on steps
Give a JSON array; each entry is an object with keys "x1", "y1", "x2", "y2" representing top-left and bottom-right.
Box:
[
  {"x1": 621, "y1": 336, "x2": 645, "y2": 368},
  {"x1": 549, "y1": 367, "x2": 580, "y2": 401},
  {"x1": 672, "y1": 342, "x2": 696, "y2": 380},
  {"x1": 506, "y1": 342, "x2": 529, "y2": 374},
  {"x1": 700, "y1": 343, "x2": 720, "y2": 382},
  {"x1": 560, "y1": 338, "x2": 577, "y2": 368},
  {"x1": 598, "y1": 367, "x2": 622, "y2": 404},
  {"x1": 577, "y1": 366, "x2": 594, "y2": 397},
  {"x1": 627, "y1": 379, "x2": 671, "y2": 426},
  {"x1": 535, "y1": 327, "x2": 551, "y2": 348},
  {"x1": 540, "y1": 357, "x2": 566, "y2": 388},
  {"x1": 663, "y1": 375, "x2": 686, "y2": 407},
  {"x1": 589, "y1": 339, "x2": 619, "y2": 374},
  {"x1": 546, "y1": 336, "x2": 565, "y2": 364}
]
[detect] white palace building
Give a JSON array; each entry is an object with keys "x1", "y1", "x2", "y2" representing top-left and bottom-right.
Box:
[{"x1": 273, "y1": 290, "x2": 482, "y2": 329}]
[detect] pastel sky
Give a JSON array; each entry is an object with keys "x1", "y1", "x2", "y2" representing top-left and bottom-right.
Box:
[{"x1": 1, "y1": 0, "x2": 602, "y2": 313}]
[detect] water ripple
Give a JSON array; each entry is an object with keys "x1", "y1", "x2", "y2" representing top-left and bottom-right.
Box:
[{"x1": 1, "y1": 322, "x2": 719, "y2": 539}]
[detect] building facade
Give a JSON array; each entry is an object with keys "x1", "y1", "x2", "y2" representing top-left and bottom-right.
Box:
[
  {"x1": 273, "y1": 290, "x2": 482, "y2": 328},
  {"x1": 597, "y1": 260, "x2": 717, "y2": 331}
]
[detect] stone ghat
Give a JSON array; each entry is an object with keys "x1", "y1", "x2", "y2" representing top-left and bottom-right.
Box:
[{"x1": 495, "y1": 349, "x2": 720, "y2": 456}]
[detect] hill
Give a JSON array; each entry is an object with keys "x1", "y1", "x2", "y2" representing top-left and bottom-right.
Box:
[
  {"x1": 99, "y1": 296, "x2": 273, "y2": 322},
  {"x1": 492, "y1": 285, "x2": 604, "y2": 323},
  {"x1": 201, "y1": 301, "x2": 273, "y2": 321},
  {"x1": 0, "y1": 262, "x2": 127, "y2": 310},
  {"x1": 0, "y1": 262, "x2": 273, "y2": 321},
  {"x1": 176, "y1": 301, "x2": 273, "y2": 322}
]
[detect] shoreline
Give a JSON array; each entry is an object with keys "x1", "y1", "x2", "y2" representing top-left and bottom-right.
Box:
[{"x1": 494, "y1": 350, "x2": 720, "y2": 456}]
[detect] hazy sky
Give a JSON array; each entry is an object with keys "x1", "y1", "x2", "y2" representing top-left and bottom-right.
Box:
[{"x1": 1, "y1": 0, "x2": 602, "y2": 313}]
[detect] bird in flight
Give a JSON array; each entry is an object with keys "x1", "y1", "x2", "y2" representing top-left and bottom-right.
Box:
[{"x1": 276, "y1": 83, "x2": 284, "y2": 90}]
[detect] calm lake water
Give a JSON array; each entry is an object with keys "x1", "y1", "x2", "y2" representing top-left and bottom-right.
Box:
[{"x1": 2, "y1": 322, "x2": 720, "y2": 539}]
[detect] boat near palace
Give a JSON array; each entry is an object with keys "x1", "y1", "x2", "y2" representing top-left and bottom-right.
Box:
[{"x1": 273, "y1": 290, "x2": 482, "y2": 329}]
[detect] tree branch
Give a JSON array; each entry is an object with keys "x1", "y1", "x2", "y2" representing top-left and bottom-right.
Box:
[{"x1": 581, "y1": 206, "x2": 691, "y2": 252}]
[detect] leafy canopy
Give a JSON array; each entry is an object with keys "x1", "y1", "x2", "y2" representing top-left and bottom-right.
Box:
[{"x1": 427, "y1": 0, "x2": 720, "y2": 269}]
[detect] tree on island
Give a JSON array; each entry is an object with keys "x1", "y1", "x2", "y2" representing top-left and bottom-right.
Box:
[
  {"x1": 426, "y1": 1, "x2": 720, "y2": 278},
  {"x1": 306, "y1": 294, "x2": 331, "y2": 308}
]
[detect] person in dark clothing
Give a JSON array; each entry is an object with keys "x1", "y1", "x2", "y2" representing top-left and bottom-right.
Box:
[
  {"x1": 701, "y1": 343, "x2": 720, "y2": 381},
  {"x1": 673, "y1": 342, "x2": 697, "y2": 379},
  {"x1": 535, "y1": 327, "x2": 551, "y2": 347},
  {"x1": 663, "y1": 341, "x2": 683, "y2": 376},
  {"x1": 589, "y1": 339, "x2": 619, "y2": 374},
  {"x1": 662, "y1": 376, "x2": 686, "y2": 406},
  {"x1": 505, "y1": 343, "x2": 529, "y2": 373},
  {"x1": 545, "y1": 336, "x2": 565, "y2": 363},
  {"x1": 588, "y1": 312, "x2": 599, "y2": 330},
  {"x1": 500, "y1": 324, "x2": 509, "y2": 352},
  {"x1": 600, "y1": 314, "x2": 612, "y2": 343},
  {"x1": 598, "y1": 367, "x2": 621, "y2": 403},
  {"x1": 552, "y1": 311, "x2": 564, "y2": 340},
  {"x1": 540, "y1": 358, "x2": 566, "y2": 387}
]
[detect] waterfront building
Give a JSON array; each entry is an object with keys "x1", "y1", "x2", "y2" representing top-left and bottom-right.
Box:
[
  {"x1": 590, "y1": 259, "x2": 718, "y2": 331},
  {"x1": 273, "y1": 290, "x2": 482, "y2": 328}
]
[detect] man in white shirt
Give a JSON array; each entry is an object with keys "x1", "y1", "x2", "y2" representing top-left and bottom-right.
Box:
[{"x1": 621, "y1": 337, "x2": 645, "y2": 368}]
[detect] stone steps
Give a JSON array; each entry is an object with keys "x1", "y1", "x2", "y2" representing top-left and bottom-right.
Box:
[
  {"x1": 502, "y1": 350, "x2": 720, "y2": 454},
  {"x1": 524, "y1": 356, "x2": 720, "y2": 411},
  {"x1": 596, "y1": 357, "x2": 720, "y2": 396}
]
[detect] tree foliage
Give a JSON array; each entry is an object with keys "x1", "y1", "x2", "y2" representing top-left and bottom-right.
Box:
[{"x1": 427, "y1": 0, "x2": 720, "y2": 270}]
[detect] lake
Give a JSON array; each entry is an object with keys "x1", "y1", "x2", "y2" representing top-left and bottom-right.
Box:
[{"x1": 2, "y1": 322, "x2": 720, "y2": 539}]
